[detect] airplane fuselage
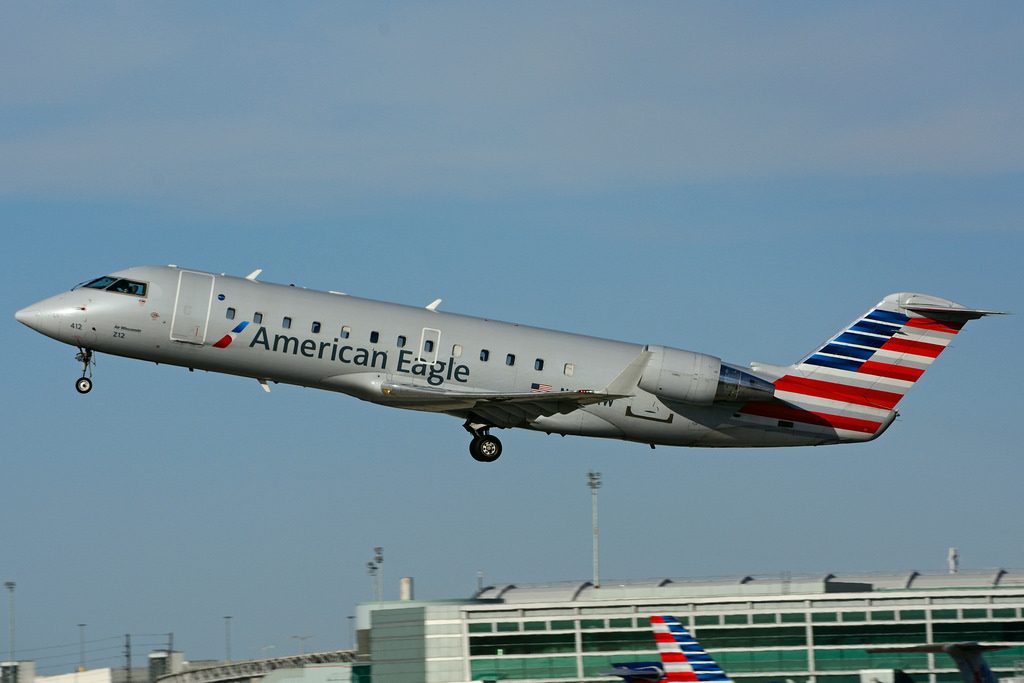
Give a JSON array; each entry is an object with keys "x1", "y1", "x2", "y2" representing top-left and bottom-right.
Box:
[{"x1": 17, "y1": 265, "x2": 995, "y2": 460}]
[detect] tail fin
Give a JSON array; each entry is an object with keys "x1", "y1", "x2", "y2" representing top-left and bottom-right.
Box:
[
  {"x1": 650, "y1": 615, "x2": 734, "y2": 683},
  {"x1": 745, "y1": 293, "x2": 1002, "y2": 442},
  {"x1": 868, "y1": 642, "x2": 1007, "y2": 683},
  {"x1": 608, "y1": 616, "x2": 733, "y2": 683}
]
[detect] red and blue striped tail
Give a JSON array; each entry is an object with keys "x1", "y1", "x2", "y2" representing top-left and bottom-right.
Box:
[
  {"x1": 743, "y1": 293, "x2": 999, "y2": 442},
  {"x1": 651, "y1": 615, "x2": 734, "y2": 683}
]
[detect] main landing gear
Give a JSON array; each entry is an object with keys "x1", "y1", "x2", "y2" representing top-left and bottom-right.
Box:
[
  {"x1": 465, "y1": 421, "x2": 502, "y2": 462},
  {"x1": 74, "y1": 348, "x2": 94, "y2": 394}
]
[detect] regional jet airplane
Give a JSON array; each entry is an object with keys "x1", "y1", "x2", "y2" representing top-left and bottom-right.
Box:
[{"x1": 15, "y1": 265, "x2": 1000, "y2": 461}]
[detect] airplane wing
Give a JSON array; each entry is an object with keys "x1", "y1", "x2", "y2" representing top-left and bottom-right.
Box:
[
  {"x1": 379, "y1": 381, "x2": 628, "y2": 427},
  {"x1": 323, "y1": 350, "x2": 650, "y2": 428}
]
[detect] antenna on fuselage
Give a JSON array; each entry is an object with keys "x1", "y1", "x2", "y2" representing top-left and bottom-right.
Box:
[
  {"x1": 245, "y1": 269, "x2": 263, "y2": 281},
  {"x1": 426, "y1": 299, "x2": 442, "y2": 311}
]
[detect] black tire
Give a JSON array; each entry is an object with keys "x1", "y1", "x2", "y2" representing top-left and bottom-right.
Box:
[
  {"x1": 469, "y1": 435, "x2": 502, "y2": 462},
  {"x1": 75, "y1": 377, "x2": 93, "y2": 394}
]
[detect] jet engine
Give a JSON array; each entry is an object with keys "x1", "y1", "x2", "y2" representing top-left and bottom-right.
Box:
[{"x1": 638, "y1": 345, "x2": 775, "y2": 405}]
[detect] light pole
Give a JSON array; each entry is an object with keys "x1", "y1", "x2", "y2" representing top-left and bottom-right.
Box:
[
  {"x1": 291, "y1": 635, "x2": 312, "y2": 655},
  {"x1": 223, "y1": 616, "x2": 232, "y2": 663},
  {"x1": 587, "y1": 471, "x2": 602, "y2": 588},
  {"x1": 4, "y1": 582, "x2": 14, "y2": 665},
  {"x1": 77, "y1": 624, "x2": 87, "y2": 672}
]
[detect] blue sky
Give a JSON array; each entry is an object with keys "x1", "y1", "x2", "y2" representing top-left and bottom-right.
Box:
[{"x1": 2, "y1": 1, "x2": 1022, "y2": 669}]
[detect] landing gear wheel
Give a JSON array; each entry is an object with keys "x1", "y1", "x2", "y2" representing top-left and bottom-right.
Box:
[
  {"x1": 469, "y1": 435, "x2": 502, "y2": 462},
  {"x1": 74, "y1": 347, "x2": 94, "y2": 395}
]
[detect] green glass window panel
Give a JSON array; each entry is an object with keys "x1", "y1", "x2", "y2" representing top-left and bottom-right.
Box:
[
  {"x1": 699, "y1": 626, "x2": 806, "y2": 649},
  {"x1": 932, "y1": 609, "x2": 958, "y2": 620},
  {"x1": 813, "y1": 613, "x2": 838, "y2": 623},
  {"x1": 471, "y1": 656, "x2": 577, "y2": 680},
  {"x1": 582, "y1": 631, "x2": 656, "y2": 652},
  {"x1": 695, "y1": 615, "x2": 720, "y2": 626},
  {"x1": 985, "y1": 646, "x2": 1024, "y2": 667},
  {"x1": 841, "y1": 612, "x2": 866, "y2": 622},
  {"x1": 551, "y1": 620, "x2": 575, "y2": 630},
  {"x1": 813, "y1": 623, "x2": 926, "y2": 646},
  {"x1": 900, "y1": 610, "x2": 925, "y2": 620},
  {"x1": 933, "y1": 621, "x2": 1024, "y2": 642},
  {"x1": 962, "y1": 609, "x2": 988, "y2": 619},
  {"x1": 523, "y1": 621, "x2": 547, "y2": 631},
  {"x1": 580, "y1": 619, "x2": 605, "y2": 629},
  {"x1": 814, "y1": 649, "x2": 928, "y2": 671},
  {"x1": 716, "y1": 649, "x2": 808, "y2": 673},
  {"x1": 583, "y1": 655, "x2": 658, "y2": 677},
  {"x1": 871, "y1": 611, "x2": 895, "y2": 621},
  {"x1": 609, "y1": 618, "x2": 633, "y2": 628},
  {"x1": 753, "y1": 613, "x2": 777, "y2": 624},
  {"x1": 993, "y1": 608, "x2": 1016, "y2": 618},
  {"x1": 497, "y1": 621, "x2": 520, "y2": 632},
  {"x1": 936, "y1": 673, "x2": 966, "y2": 683},
  {"x1": 351, "y1": 665, "x2": 372, "y2": 683},
  {"x1": 725, "y1": 614, "x2": 749, "y2": 625},
  {"x1": 781, "y1": 613, "x2": 806, "y2": 623},
  {"x1": 469, "y1": 622, "x2": 493, "y2": 633},
  {"x1": 469, "y1": 632, "x2": 576, "y2": 656},
  {"x1": 816, "y1": 676, "x2": 862, "y2": 683}
]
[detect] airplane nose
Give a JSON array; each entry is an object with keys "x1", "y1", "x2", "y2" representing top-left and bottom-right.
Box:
[{"x1": 15, "y1": 299, "x2": 62, "y2": 337}]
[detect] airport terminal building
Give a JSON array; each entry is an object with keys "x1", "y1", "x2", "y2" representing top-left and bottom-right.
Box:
[{"x1": 357, "y1": 569, "x2": 1024, "y2": 683}]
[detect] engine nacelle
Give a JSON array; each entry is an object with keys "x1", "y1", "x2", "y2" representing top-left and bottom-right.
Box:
[
  {"x1": 638, "y1": 345, "x2": 722, "y2": 405},
  {"x1": 639, "y1": 346, "x2": 776, "y2": 405}
]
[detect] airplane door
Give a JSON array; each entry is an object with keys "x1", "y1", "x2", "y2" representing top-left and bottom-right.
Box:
[
  {"x1": 170, "y1": 270, "x2": 215, "y2": 344},
  {"x1": 418, "y1": 327, "x2": 441, "y2": 364}
]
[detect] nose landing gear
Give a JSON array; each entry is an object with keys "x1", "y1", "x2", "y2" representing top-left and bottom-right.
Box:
[
  {"x1": 74, "y1": 348, "x2": 94, "y2": 394},
  {"x1": 465, "y1": 421, "x2": 503, "y2": 462}
]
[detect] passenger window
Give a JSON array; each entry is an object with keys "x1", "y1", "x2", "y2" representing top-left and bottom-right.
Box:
[
  {"x1": 340, "y1": 325, "x2": 351, "y2": 339},
  {"x1": 370, "y1": 331, "x2": 379, "y2": 343},
  {"x1": 397, "y1": 335, "x2": 407, "y2": 348},
  {"x1": 564, "y1": 363, "x2": 575, "y2": 377},
  {"x1": 506, "y1": 354, "x2": 516, "y2": 366},
  {"x1": 535, "y1": 358, "x2": 544, "y2": 371},
  {"x1": 282, "y1": 317, "x2": 292, "y2": 329},
  {"x1": 311, "y1": 321, "x2": 321, "y2": 333},
  {"x1": 452, "y1": 344, "x2": 463, "y2": 358},
  {"x1": 226, "y1": 308, "x2": 236, "y2": 320},
  {"x1": 254, "y1": 312, "x2": 264, "y2": 324},
  {"x1": 480, "y1": 349, "x2": 490, "y2": 362},
  {"x1": 424, "y1": 339, "x2": 435, "y2": 353}
]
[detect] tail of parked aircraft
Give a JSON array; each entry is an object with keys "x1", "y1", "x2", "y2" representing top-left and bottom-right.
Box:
[
  {"x1": 609, "y1": 615, "x2": 734, "y2": 683},
  {"x1": 746, "y1": 293, "x2": 1003, "y2": 443},
  {"x1": 868, "y1": 642, "x2": 1009, "y2": 683}
]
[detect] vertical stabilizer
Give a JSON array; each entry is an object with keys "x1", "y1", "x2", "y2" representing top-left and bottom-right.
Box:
[
  {"x1": 744, "y1": 293, "x2": 1002, "y2": 442},
  {"x1": 609, "y1": 615, "x2": 734, "y2": 683}
]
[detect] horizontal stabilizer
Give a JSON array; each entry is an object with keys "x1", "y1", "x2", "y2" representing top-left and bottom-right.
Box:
[{"x1": 903, "y1": 304, "x2": 1006, "y2": 321}]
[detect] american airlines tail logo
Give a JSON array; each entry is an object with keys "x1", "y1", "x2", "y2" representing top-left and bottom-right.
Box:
[{"x1": 213, "y1": 321, "x2": 250, "y2": 348}]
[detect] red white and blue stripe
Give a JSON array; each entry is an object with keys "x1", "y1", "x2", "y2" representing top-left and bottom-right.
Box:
[
  {"x1": 212, "y1": 320, "x2": 250, "y2": 349},
  {"x1": 650, "y1": 615, "x2": 733, "y2": 683},
  {"x1": 740, "y1": 293, "x2": 974, "y2": 440}
]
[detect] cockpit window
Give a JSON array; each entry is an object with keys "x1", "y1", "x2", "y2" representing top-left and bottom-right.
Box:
[
  {"x1": 79, "y1": 276, "x2": 118, "y2": 290},
  {"x1": 108, "y1": 279, "x2": 147, "y2": 296},
  {"x1": 75, "y1": 276, "x2": 147, "y2": 297}
]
